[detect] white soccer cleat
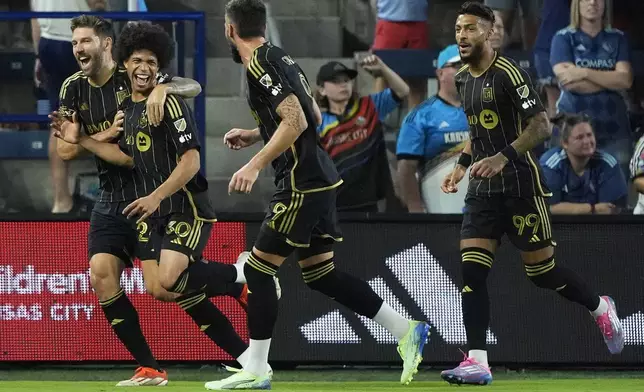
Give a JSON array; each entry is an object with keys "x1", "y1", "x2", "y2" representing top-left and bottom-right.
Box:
[
  {"x1": 116, "y1": 366, "x2": 168, "y2": 387},
  {"x1": 224, "y1": 365, "x2": 274, "y2": 380},
  {"x1": 204, "y1": 370, "x2": 271, "y2": 390}
]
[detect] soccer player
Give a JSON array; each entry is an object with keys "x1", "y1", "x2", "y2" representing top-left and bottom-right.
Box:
[
  {"x1": 438, "y1": 2, "x2": 624, "y2": 385},
  {"x1": 50, "y1": 16, "x2": 247, "y2": 386},
  {"x1": 204, "y1": 1, "x2": 430, "y2": 389}
]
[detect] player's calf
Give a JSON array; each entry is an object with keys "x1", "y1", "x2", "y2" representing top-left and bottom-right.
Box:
[{"x1": 89, "y1": 253, "x2": 125, "y2": 301}]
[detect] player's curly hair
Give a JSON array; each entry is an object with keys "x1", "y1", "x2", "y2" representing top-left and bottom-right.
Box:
[
  {"x1": 116, "y1": 21, "x2": 175, "y2": 69},
  {"x1": 458, "y1": 1, "x2": 495, "y2": 25}
]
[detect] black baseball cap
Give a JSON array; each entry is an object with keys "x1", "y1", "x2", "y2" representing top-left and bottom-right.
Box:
[{"x1": 316, "y1": 61, "x2": 358, "y2": 86}]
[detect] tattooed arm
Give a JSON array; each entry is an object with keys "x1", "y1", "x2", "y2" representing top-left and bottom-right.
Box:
[
  {"x1": 163, "y1": 76, "x2": 202, "y2": 98},
  {"x1": 509, "y1": 112, "x2": 551, "y2": 156},
  {"x1": 247, "y1": 94, "x2": 308, "y2": 171}
]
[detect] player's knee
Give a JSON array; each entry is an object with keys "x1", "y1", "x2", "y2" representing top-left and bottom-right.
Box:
[
  {"x1": 244, "y1": 252, "x2": 279, "y2": 291},
  {"x1": 89, "y1": 254, "x2": 123, "y2": 300},
  {"x1": 158, "y1": 268, "x2": 182, "y2": 292},
  {"x1": 525, "y1": 255, "x2": 561, "y2": 289},
  {"x1": 301, "y1": 257, "x2": 336, "y2": 293},
  {"x1": 461, "y1": 247, "x2": 493, "y2": 289}
]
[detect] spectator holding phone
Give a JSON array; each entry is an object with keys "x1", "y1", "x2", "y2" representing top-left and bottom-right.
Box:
[
  {"x1": 540, "y1": 113, "x2": 627, "y2": 215},
  {"x1": 550, "y1": 0, "x2": 633, "y2": 174}
]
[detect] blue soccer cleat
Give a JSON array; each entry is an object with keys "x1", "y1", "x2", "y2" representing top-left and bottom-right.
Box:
[
  {"x1": 397, "y1": 320, "x2": 430, "y2": 385},
  {"x1": 441, "y1": 355, "x2": 492, "y2": 386}
]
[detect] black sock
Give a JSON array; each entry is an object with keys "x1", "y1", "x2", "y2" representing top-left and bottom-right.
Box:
[
  {"x1": 526, "y1": 256, "x2": 600, "y2": 311},
  {"x1": 245, "y1": 252, "x2": 279, "y2": 340},
  {"x1": 170, "y1": 259, "x2": 237, "y2": 294},
  {"x1": 461, "y1": 248, "x2": 493, "y2": 351},
  {"x1": 203, "y1": 282, "x2": 244, "y2": 299},
  {"x1": 302, "y1": 258, "x2": 384, "y2": 319},
  {"x1": 177, "y1": 291, "x2": 247, "y2": 358},
  {"x1": 99, "y1": 289, "x2": 160, "y2": 370}
]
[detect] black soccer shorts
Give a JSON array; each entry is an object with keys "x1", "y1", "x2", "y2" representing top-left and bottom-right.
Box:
[
  {"x1": 137, "y1": 213, "x2": 213, "y2": 262},
  {"x1": 460, "y1": 193, "x2": 555, "y2": 252},
  {"x1": 88, "y1": 201, "x2": 138, "y2": 266},
  {"x1": 255, "y1": 189, "x2": 343, "y2": 257}
]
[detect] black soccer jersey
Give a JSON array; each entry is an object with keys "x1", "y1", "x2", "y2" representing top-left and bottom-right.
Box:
[
  {"x1": 59, "y1": 65, "x2": 172, "y2": 203},
  {"x1": 454, "y1": 54, "x2": 551, "y2": 197},
  {"x1": 245, "y1": 42, "x2": 341, "y2": 193},
  {"x1": 119, "y1": 94, "x2": 215, "y2": 221}
]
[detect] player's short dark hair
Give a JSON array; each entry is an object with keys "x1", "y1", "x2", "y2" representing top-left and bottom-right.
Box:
[
  {"x1": 116, "y1": 22, "x2": 175, "y2": 70},
  {"x1": 551, "y1": 112, "x2": 593, "y2": 142},
  {"x1": 70, "y1": 15, "x2": 114, "y2": 39},
  {"x1": 458, "y1": 1, "x2": 495, "y2": 25},
  {"x1": 225, "y1": 0, "x2": 267, "y2": 39}
]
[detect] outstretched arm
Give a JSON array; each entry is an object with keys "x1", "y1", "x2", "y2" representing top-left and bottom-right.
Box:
[{"x1": 78, "y1": 136, "x2": 133, "y2": 168}]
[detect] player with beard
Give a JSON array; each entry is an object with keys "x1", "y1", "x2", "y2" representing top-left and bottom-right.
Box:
[
  {"x1": 203, "y1": 1, "x2": 430, "y2": 389},
  {"x1": 50, "y1": 16, "x2": 250, "y2": 386},
  {"x1": 438, "y1": 2, "x2": 623, "y2": 386}
]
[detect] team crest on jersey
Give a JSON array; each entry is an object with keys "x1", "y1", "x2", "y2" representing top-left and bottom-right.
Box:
[
  {"x1": 117, "y1": 89, "x2": 130, "y2": 105},
  {"x1": 136, "y1": 131, "x2": 151, "y2": 152},
  {"x1": 516, "y1": 85, "x2": 529, "y2": 99},
  {"x1": 482, "y1": 87, "x2": 493, "y2": 103},
  {"x1": 139, "y1": 111, "x2": 148, "y2": 128},
  {"x1": 174, "y1": 118, "x2": 186, "y2": 132}
]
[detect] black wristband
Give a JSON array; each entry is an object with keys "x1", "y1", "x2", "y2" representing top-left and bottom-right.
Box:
[
  {"x1": 500, "y1": 145, "x2": 520, "y2": 161},
  {"x1": 457, "y1": 153, "x2": 472, "y2": 168}
]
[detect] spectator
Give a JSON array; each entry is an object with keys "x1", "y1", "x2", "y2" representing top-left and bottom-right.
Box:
[
  {"x1": 490, "y1": 10, "x2": 507, "y2": 53},
  {"x1": 370, "y1": 0, "x2": 428, "y2": 109},
  {"x1": 396, "y1": 45, "x2": 469, "y2": 213},
  {"x1": 550, "y1": 0, "x2": 633, "y2": 175},
  {"x1": 540, "y1": 113, "x2": 627, "y2": 215},
  {"x1": 31, "y1": 0, "x2": 106, "y2": 214},
  {"x1": 534, "y1": 0, "x2": 571, "y2": 118},
  {"x1": 0, "y1": 0, "x2": 31, "y2": 50},
  {"x1": 630, "y1": 135, "x2": 644, "y2": 214},
  {"x1": 315, "y1": 56, "x2": 409, "y2": 212},
  {"x1": 484, "y1": 0, "x2": 540, "y2": 50}
]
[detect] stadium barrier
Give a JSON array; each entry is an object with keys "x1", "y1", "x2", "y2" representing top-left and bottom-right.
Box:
[{"x1": 1, "y1": 214, "x2": 643, "y2": 366}]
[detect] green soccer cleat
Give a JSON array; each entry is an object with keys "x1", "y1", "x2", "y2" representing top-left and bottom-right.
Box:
[
  {"x1": 397, "y1": 320, "x2": 430, "y2": 385},
  {"x1": 204, "y1": 371, "x2": 271, "y2": 390}
]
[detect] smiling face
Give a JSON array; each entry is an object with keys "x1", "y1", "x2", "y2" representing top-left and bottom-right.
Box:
[
  {"x1": 455, "y1": 14, "x2": 492, "y2": 64},
  {"x1": 124, "y1": 49, "x2": 158, "y2": 96},
  {"x1": 563, "y1": 122, "x2": 596, "y2": 158},
  {"x1": 72, "y1": 27, "x2": 110, "y2": 78}
]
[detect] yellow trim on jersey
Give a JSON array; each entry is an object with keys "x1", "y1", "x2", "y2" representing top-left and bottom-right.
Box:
[
  {"x1": 183, "y1": 187, "x2": 218, "y2": 223},
  {"x1": 456, "y1": 64, "x2": 469, "y2": 75},
  {"x1": 59, "y1": 71, "x2": 83, "y2": 100},
  {"x1": 495, "y1": 57, "x2": 524, "y2": 86},
  {"x1": 285, "y1": 237, "x2": 310, "y2": 248},
  {"x1": 186, "y1": 219, "x2": 203, "y2": 250},
  {"x1": 249, "y1": 49, "x2": 266, "y2": 79},
  {"x1": 317, "y1": 234, "x2": 344, "y2": 242},
  {"x1": 468, "y1": 51, "x2": 498, "y2": 78},
  {"x1": 166, "y1": 95, "x2": 183, "y2": 119},
  {"x1": 288, "y1": 144, "x2": 344, "y2": 193}
]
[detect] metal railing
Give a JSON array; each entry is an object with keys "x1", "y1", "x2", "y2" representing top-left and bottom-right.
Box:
[{"x1": 0, "y1": 11, "x2": 207, "y2": 174}]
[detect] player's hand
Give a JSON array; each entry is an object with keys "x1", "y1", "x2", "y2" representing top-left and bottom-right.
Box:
[
  {"x1": 441, "y1": 165, "x2": 467, "y2": 194},
  {"x1": 96, "y1": 110, "x2": 125, "y2": 141},
  {"x1": 51, "y1": 111, "x2": 81, "y2": 144},
  {"x1": 146, "y1": 84, "x2": 168, "y2": 127},
  {"x1": 470, "y1": 154, "x2": 508, "y2": 178},
  {"x1": 228, "y1": 163, "x2": 260, "y2": 195},
  {"x1": 594, "y1": 202, "x2": 620, "y2": 215},
  {"x1": 224, "y1": 128, "x2": 259, "y2": 150},
  {"x1": 558, "y1": 66, "x2": 588, "y2": 86},
  {"x1": 359, "y1": 54, "x2": 385, "y2": 77},
  {"x1": 123, "y1": 193, "x2": 162, "y2": 224}
]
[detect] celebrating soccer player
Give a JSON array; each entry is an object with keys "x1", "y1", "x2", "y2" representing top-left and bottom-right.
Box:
[
  {"x1": 439, "y1": 2, "x2": 624, "y2": 386},
  {"x1": 51, "y1": 16, "x2": 248, "y2": 386},
  {"x1": 203, "y1": 1, "x2": 430, "y2": 389}
]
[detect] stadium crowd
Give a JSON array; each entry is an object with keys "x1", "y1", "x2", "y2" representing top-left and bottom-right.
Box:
[{"x1": 1, "y1": 0, "x2": 644, "y2": 216}]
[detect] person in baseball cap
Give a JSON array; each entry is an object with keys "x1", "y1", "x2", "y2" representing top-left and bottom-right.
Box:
[{"x1": 314, "y1": 55, "x2": 409, "y2": 212}]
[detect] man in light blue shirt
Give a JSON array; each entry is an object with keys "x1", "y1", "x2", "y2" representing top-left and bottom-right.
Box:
[{"x1": 396, "y1": 45, "x2": 469, "y2": 213}]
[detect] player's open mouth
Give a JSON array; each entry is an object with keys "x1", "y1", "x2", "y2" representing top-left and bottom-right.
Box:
[
  {"x1": 134, "y1": 74, "x2": 151, "y2": 87},
  {"x1": 458, "y1": 43, "x2": 470, "y2": 49},
  {"x1": 78, "y1": 56, "x2": 91, "y2": 67}
]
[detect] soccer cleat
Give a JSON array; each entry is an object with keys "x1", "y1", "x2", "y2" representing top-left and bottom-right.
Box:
[
  {"x1": 204, "y1": 370, "x2": 271, "y2": 390},
  {"x1": 235, "y1": 251, "x2": 282, "y2": 301},
  {"x1": 224, "y1": 365, "x2": 274, "y2": 380},
  {"x1": 116, "y1": 366, "x2": 168, "y2": 387},
  {"x1": 595, "y1": 296, "x2": 624, "y2": 355},
  {"x1": 441, "y1": 356, "x2": 492, "y2": 386},
  {"x1": 397, "y1": 320, "x2": 430, "y2": 385}
]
